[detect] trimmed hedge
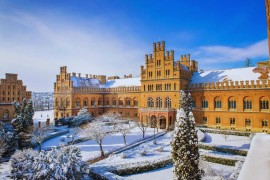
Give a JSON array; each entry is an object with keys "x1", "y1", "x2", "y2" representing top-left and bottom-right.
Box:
[
  {"x1": 201, "y1": 155, "x2": 237, "y2": 166},
  {"x1": 199, "y1": 144, "x2": 248, "y2": 156},
  {"x1": 199, "y1": 128, "x2": 252, "y2": 137},
  {"x1": 113, "y1": 158, "x2": 172, "y2": 176}
]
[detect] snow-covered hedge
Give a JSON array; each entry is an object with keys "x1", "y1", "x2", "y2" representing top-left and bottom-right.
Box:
[
  {"x1": 199, "y1": 144, "x2": 248, "y2": 156},
  {"x1": 199, "y1": 128, "x2": 252, "y2": 137},
  {"x1": 10, "y1": 146, "x2": 89, "y2": 179},
  {"x1": 201, "y1": 155, "x2": 237, "y2": 166}
]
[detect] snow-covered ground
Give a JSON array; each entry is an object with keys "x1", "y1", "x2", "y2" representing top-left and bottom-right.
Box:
[
  {"x1": 238, "y1": 133, "x2": 270, "y2": 180},
  {"x1": 33, "y1": 110, "x2": 54, "y2": 123},
  {"x1": 75, "y1": 126, "x2": 158, "y2": 161},
  {"x1": 202, "y1": 132, "x2": 250, "y2": 150}
]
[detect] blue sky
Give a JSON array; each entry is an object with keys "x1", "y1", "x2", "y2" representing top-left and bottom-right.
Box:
[{"x1": 0, "y1": 0, "x2": 268, "y2": 91}]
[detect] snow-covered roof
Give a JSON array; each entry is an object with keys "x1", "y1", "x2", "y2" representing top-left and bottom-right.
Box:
[
  {"x1": 71, "y1": 76, "x2": 141, "y2": 88},
  {"x1": 71, "y1": 76, "x2": 102, "y2": 88},
  {"x1": 191, "y1": 67, "x2": 260, "y2": 84},
  {"x1": 105, "y1": 77, "x2": 141, "y2": 88}
]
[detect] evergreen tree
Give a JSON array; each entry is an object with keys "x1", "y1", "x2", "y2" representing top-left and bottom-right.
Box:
[
  {"x1": 11, "y1": 99, "x2": 34, "y2": 149},
  {"x1": 171, "y1": 91, "x2": 202, "y2": 180}
]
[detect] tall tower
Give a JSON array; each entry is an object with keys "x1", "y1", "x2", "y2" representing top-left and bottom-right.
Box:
[{"x1": 267, "y1": 0, "x2": 270, "y2": 57}]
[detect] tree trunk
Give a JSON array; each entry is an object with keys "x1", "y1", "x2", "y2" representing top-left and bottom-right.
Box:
[
  {"x1": 143, "y1": 130, "x2": 145, "y2": 138},
  {"x1": 39, "y1": 143, "x2": 42, "y2": 152},
  {"x1": 99, "y1": 142, "x2": 105, "y2": 157},
  {"x1": 123, "y1": 135, "x2": 126, "y2": 145}
]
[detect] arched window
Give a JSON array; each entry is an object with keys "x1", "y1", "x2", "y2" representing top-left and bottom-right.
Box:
[
  {"x1": 228, "y1": 97, "x2": 236, "y2": 110},
  {"x1": 55, "y1": 98, "x2": 59, "y2": 107},
  {"x1": 91, "y1": 98, "x2": 95, "y2": 107},
  {"x1": 3, "y1": 110, "x2": 9, "y2": 120},
  {"x1": 125, "y1": 98, "x2": 131, "y2": 107},
  {"x1": 75, "y1": 98, "x2": 80, "y2": 108},
  {"x1": 165, "y1": 97, "x2": 172, "y2": 108},
  {"x1": 112, "y1": 98, "x2": 117, "y2": 107},
  {"x1": 98, "y1": 98, "x2": 103, "y2": 106},
  {"x1": 214, "y1": 97, "x2": 222, "y2": 109},
  {"x1": 260, "y1": 97, "x2": 269, "y2": 110},
  {"x1": 83, "y1": 98, "x2": 88, "y2": 107},
  {"x1": 105, "y1": 98, "x2": 110, "y2": 107},
  {"x1": 243, "y1": 97, "x2": 252, "y2": 110},
  {"x1": 118, "y1": 99, "x2": 123, "y2": 107},
  {"x1": 156, "y1": 97, "x2": 162, "y2": 108},
  {"x1": 133, "y1": 99, "x2": 138, "y2": 107},
  {"x1": 202, "y1": 97, "x2": 208, "y2": 109},
  {"x1": 147, "y1": 97, "x2": 154, "y2": 108}
]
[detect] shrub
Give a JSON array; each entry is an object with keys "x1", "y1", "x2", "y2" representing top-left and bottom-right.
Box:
[
  {"x1": 10, "y1": 146, "x2": 89, "y2": 179},
  {"x1": 139, "y1": 149, "x2": 147, "y2": 156},
  {"x1": 10, "y1": 149, "x2": 39, "y2": 179},
  {"x1": 120, "y1": 153, "x2": 127, "y2": 159},
  {"x1": 155, "y1": 146, "x2": 164, "y2": 152}
]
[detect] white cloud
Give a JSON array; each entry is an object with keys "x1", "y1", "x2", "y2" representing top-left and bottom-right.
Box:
[
  {"x1": 0, "y1": 11, "x2": 147, "y2": 92},
  {"x1": 191, "y1": 39, "x2": 268, "y2": 69}
]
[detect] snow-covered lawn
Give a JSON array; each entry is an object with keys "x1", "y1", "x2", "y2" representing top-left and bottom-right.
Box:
[
  {"x1": 33, "y1": 110, "x2": 54, "y2": 123},
  {"x1": 201, "y1": 132, "x2": 250, "y2": 150},
  {"x1": 75, "y1": 126, "x2": 159, "y2": 161}
]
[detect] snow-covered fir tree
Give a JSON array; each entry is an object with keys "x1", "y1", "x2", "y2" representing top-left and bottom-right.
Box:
[
  {"x1": 11, "y1": 99, "x2": 34, "y2": 149},
  {"x1": 171, "y1": 91, "x2": 202, "y2": 180},
  {"x1": 0, "y1": 121, "x2": 17, "y2": 155}
]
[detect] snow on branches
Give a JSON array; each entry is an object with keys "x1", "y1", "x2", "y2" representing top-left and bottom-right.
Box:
[{"x1": 171, "y1": 91, "x2": 202, "y2": 180}]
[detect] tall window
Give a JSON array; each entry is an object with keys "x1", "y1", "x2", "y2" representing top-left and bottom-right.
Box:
[
  {"x1": 244, "y1": 97, "x2": 252, "y2": 110},
  {"x1": 75, "y1": 99, "x2": 80, "y2": 108},
  {"x1": 98, "y1": 99, "x2": 103, "y2": 106},
  {"x1": 165, "y1": 84, "x2": 171, "y2": 91},
  {"x1": 105, "y1": 99, "x2": 110, "y2": 107},
  {"x1": 260, "y1": 97, "x2": 269, "y2": 110},
  {"x1": 203, "y1": 117, "x2": 207, "y2": 124},
  {"x1": 148, "y1": 84, "x2": 154, "y2": 91},
  {"x1": 91, "y1": 99, "x2": 95, "y2": 107},
  {"x1": 165, "y1": 97, "x2": 172, "y2": 108},
  {"x1": 147, "y1": 97, "x2": 154, "y2": 108},
  {"x1": 83, "y1": 99, "x2": 88, "y2": 107},
  {"x1": 134, "y1": 100, "x2": 138, "y2": 107},
  {"x1": 245, "y1": 118, "x2": 251, "y2": 127},
  {"x1": 157, "y1": 60, "x2": 161, "y2": 67},
  {"x1": 262, "y1": 120, "x2": 268, "y2": 128},
  {"x1": 112, "y1": 99, "x2": 116, "y2": 106},
  {"x1": 165, "y1": 70, "x2": 170, "y2": 77},
  {"x1": 119, "y1": 99, "x2": 123, "y2": 107},
  {"x1": 156, "y1": 97, "x2": 162, "y2": 108},
  {"x1": 157, "y1": 71, "x2": 161, "y2": 78},
  {"x1": 148, "y1": 71, "x2": 153, "y2": 79},
  {"x1": 156, "y1": 84, "x2": 162, "y2": 91},
  {"x1": 192, "y1": 100, "x2": 196, "y2": 108},
  {"x1": 214, "y1": 97, "x2": 222, "y2": 109},
  {"x1": 216, "y1": 117, "x2": 221, "y2": 124},
  {"x1": 230, "y1": 118, "x2": 236, "y2": 126},
  {"x1": 126, "y1": 99, "x2": 131, "y2": 107},
  {"x1": 228, "y1": 97, "x2": 236, "y2": 110},
  {"x1": 202, "y1": 99, "x2": 208, "y2": 108}
]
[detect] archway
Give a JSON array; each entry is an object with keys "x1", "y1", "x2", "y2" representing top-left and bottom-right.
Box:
[
  {"x1": 159, "y1": 116, "x2": 166, "y2": 129},
  {"x1": 150, "y1": 115, "x2": 157, "y2": 128}
]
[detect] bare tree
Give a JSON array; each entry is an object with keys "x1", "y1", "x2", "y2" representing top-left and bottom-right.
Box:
[
  {"x1": 32, "y1": 126, "x2": 52, "y2": 152},
  {"x1": 137, "y1": 118, "x2": 149, "y2": 138},
  {"x1": 80, "y1": 121, "x2": 112, "y2": 157},
  {"x1": 114, "y1": 122, "x2": 131, "y2": 145}
]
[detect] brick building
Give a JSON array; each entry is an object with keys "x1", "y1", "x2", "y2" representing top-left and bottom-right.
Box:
[{"x1": 0, "y1": 73, "x2": 32, "y2": 121}]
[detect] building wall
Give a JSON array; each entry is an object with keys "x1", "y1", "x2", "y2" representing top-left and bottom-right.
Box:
[
  {"x1": 54, "y1": 41, "x2": 270, "y2": 132},
  {"x1": 0, "y1": 73, "x2": 31, "y2": 121}
]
